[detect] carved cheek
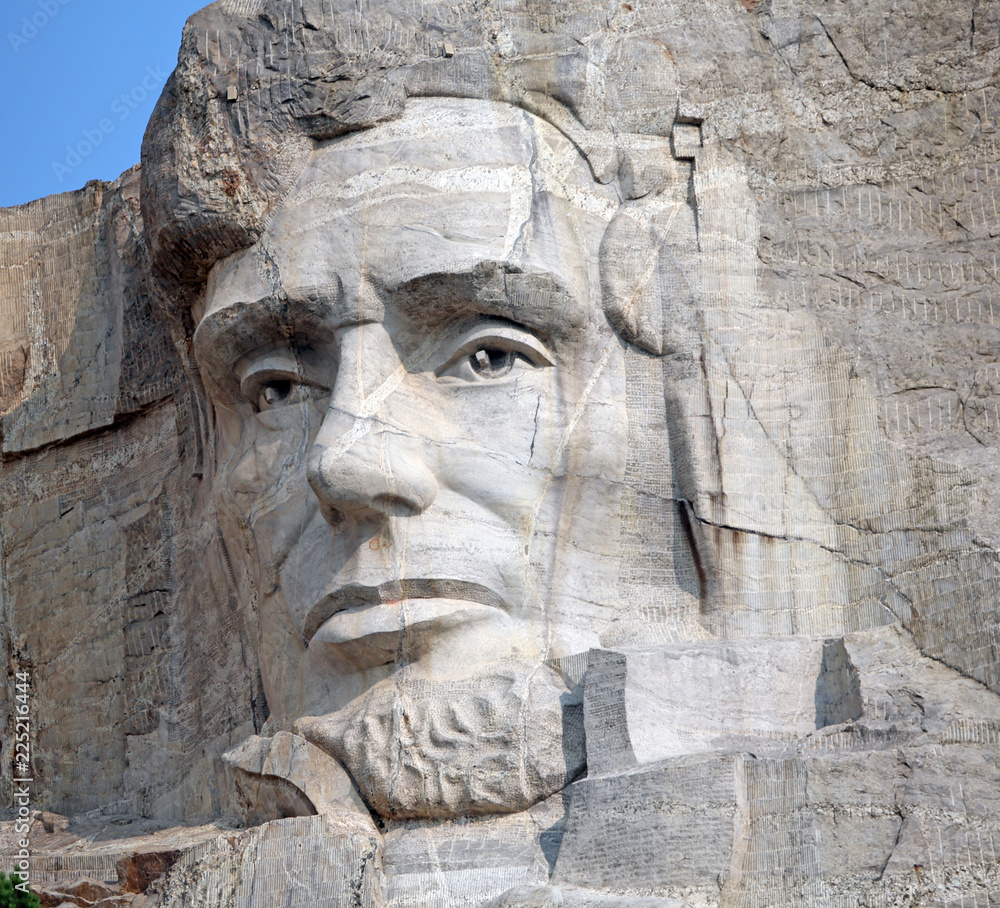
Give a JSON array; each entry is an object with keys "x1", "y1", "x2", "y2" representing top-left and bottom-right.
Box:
[
  {"x1": 222, "y1": 402, "x2": 320, "y2": 496},
  {"x1": 427, "y1": 381, "x2": 557, "y2": 520}
]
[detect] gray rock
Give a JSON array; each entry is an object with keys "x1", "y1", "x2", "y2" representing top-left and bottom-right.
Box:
[{"x1": 2, "y1": 0, "x2": 1000, "y2": 905}]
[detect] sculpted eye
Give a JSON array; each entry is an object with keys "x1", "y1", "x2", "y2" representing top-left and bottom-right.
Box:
[
  {"x1": 235, "y1": 349, "x2": 329, "y2": 416},
  {"x1": 253, "y1": 375, "x2": 299, "y2": 411},
  {"x1": 239, "y1": 371, "x2": 317, "y2": 413},
  {"x1": 436, "y1": 326, "x2": 553, "y2": 383},
  {"x1": 469, "y1": 348, "x2": 517, "y2": 378}
]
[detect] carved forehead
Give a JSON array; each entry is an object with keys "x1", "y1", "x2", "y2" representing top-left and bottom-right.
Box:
[
  {"x1": 203, "y1": 99, "x2": 620, "y2": 323},
  {"x1": 284, "y1": 99, "x2": 619, "y2": 215}
]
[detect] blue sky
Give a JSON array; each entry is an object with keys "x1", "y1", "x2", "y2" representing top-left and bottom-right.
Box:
[{"x1": 0, "y1": 1, "x2": 207, "y2": 208}]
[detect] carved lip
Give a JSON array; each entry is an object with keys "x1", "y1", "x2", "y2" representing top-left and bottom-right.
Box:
[{"x1": 302, "y1": 579, "x2": 506, "y2": 646}]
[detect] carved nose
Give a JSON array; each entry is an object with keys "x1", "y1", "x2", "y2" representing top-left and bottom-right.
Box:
[
  {"x1": 306, "y1": 323, "x2": 438, "y2": 523},
  {"x1": 307, "y1": 413, "x2": 439, "y2": 523}
]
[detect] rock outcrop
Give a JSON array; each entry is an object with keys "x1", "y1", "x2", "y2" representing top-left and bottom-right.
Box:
[{"x1": 2, "y1": 0, "x2": 1000, "y2": 905}]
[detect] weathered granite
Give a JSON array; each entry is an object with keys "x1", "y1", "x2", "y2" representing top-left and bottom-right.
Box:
[{"x1": 2, "y1": 0, "x2": 1000, "y2": 905}]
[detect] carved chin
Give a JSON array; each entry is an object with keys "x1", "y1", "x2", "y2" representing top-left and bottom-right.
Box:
[{"x1": 296, "y1": 660, "x2": 586, "y2": 820}]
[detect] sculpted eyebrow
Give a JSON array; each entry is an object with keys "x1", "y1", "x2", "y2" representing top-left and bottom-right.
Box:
[
  {"x1": 194, "y1": 294, "x2": 339, "y2": 398},
  {"x1": 388, "y1": 266, "x2": 586, "y2": 339},
  {"x1": 199, "y1": 292, "x2": 340, "y2": 351}
]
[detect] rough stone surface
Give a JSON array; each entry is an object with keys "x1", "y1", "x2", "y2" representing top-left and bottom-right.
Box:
[
  {"x1": 2, "y1": 0, "x2": 1000, "y2": 905},
  {"x1": 152, "y1": 814, "x2": 382, "y2": 908}
]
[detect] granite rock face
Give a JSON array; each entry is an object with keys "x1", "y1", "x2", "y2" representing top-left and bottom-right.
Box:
[{"x1": 2, "y1": 0, "x2": 1000, "y2": 905}]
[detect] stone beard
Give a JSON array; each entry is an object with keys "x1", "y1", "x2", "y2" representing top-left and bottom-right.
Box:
[
  {"x1": 194, "y1": 98, "x2": 693, "y2": 820},
  {"x1": 300, "y1": 660, "x2": 584, "y2": 819}
]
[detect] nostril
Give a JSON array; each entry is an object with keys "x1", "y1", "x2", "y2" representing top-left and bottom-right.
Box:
[{"x1": 317, "y1": 500, "x2": 348, "y2": 527}]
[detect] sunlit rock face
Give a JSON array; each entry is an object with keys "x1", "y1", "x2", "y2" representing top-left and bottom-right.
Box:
[
  {"x1": 2, "y1": 0, "x2": 1000, "y2": 905},
  {"x1": 196, "y1": 99, "x2": 626, "y2": 821}
]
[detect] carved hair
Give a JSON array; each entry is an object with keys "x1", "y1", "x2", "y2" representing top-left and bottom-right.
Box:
[{"x1": 141, "y1": 0, "x2": 684, "y2": 317}]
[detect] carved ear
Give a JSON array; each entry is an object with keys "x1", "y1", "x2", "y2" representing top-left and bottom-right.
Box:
[{"x1": 599, "y1": 202, "x2": 697, "y2": 357}]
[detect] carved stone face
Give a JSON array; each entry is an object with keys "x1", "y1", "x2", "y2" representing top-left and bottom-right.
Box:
[{"x1": 195, "y1": 98, "x2": 632, "y2": 817}]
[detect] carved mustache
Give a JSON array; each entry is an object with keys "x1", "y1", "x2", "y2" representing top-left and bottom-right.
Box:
[{"x1": 302, "y1": 578, "x2": 507, "y2": 645}]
